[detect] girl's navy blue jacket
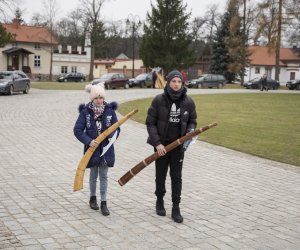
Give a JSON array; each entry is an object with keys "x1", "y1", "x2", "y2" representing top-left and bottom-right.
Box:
[{"x1": 74, "y1": 102, "x2": 120, "y2": 168}]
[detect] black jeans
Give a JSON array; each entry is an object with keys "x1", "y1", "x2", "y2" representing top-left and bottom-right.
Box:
[{"x1": 155, "y1": 146, "x2": 184, "y2": 206}]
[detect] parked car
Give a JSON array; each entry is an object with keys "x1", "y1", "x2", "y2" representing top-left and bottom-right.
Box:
[
  {"x1": 91, "y1": 73, "x2": 129, "y2": 89},
  {"x1": 0, "y1": 70, "x2": 30, "y2": 95},
  {"x1": 129, "y1": 73, "x2": 151, "y2": 88},
  {"x1": 243, "y1": 77, "x2": 280, "y2": 89},
  {"x1": 57, "y1": 72, "x2": 86, "y2": 82},
  {"x1": 187, "y1": 74, "x2": 226, "y2": 88},
  {"x1": 286, "y1": 79, "x2": 300, "y2": 90}
]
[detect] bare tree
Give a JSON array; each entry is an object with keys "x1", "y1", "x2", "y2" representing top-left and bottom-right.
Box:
[
  {"x1": 0, "y1": 0, "x2": 17, "y2": 21},
  {"x1": 42, "y1": 0, "x2": 59, "y2": 81},
  {"x1": 80, "y1": 0, "x2": 108, "y2": 81},
  {"x1": 254, "y1": 0, "x2": 299, "y2": 80},
  {"x1": 30, "y1": 13, "x2": 48, "y2": 26}
]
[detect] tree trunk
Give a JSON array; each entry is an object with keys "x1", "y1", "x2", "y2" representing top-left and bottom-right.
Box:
[
  {"x1": 275, "y1": 0, "x2": 282, "y2": 81},
  {"x1": 89, "y1": 45, "x2": 95, "y2": 81}
]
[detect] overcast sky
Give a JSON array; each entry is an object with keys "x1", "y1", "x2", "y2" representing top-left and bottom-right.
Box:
[{"x1": 19, "y1": 0, "x2": 226, "y2": 23}]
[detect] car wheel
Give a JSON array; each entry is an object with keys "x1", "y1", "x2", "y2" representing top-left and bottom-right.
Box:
[
  {"x1": 124, "y1": 83, "x2": 129, "y2": 89},
  {"x1": 23, "y1": 84, "x2": 29, "y2": 94},
  {"x1": 197, "y1": 83, "x2": 203, "y2": 89},
  {"x1": 296, "y1": 84, "x2": 300, "y2": 90},
  {"x1": 64, "y1": 79, "x2": 67, "y2": 82},
  {"x1": 218, "y1": 83, "x2": 223, "y2": 88},
  {"x1": 8, "y1": 85, "x2": 13, "y2": 95}
]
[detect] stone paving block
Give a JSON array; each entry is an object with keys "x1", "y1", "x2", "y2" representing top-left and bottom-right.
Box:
[{"x1": 0, "y1": 88, "x2": 300, "y2": 249}]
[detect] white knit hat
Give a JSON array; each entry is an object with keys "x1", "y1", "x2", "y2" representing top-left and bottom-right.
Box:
[{"x1": 85, "y1": 84, "x2": 106, "y2": 100}]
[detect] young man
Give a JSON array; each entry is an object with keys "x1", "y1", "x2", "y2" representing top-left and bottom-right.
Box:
[
  {"x1": 146, "y1": 70, "x2": 197, "y2": 223},
  {"x1": 260, "y1": 73, "x2": 268, "y2": 91}
]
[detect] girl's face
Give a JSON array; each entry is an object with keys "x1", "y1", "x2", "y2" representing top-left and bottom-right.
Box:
[
  {"x1": 93, "y1": 96, "x2": 104, "y2": 106},
  {"x1": 169, "y1": 77, "x2": 183, "y2": 91}
]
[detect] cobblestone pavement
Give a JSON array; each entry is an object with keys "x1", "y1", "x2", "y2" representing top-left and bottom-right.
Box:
[{"x1": 0, "y1": 88, "x2": 299, "y2": 249}]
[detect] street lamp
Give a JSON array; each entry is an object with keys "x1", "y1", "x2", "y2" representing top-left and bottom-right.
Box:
[{"x1": 126, "y1": 14, "x2": 141, "y2": 78}]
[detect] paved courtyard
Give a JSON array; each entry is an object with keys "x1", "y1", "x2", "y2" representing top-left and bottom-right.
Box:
[{"x1": 0, "y1": 88, "x2": 299, "y2": 249}]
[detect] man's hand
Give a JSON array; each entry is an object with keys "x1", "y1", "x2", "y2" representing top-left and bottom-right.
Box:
[
  {"x1": 89, "y1": 140, "x2": 98, "y2": 148},
  {"x1": 156, "y1": 144, "x2": 166, "y2": 156}
]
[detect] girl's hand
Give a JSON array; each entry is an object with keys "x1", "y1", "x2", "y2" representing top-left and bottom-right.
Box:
[{"x1": 89, "y1": 140, "x2": 98, "y2": 148}]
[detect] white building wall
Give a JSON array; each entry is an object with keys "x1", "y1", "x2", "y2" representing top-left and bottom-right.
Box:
[
  {"x1": 245, "y1": 65, "x2": 300, "y2": 83},
  {"x1": 52, "y1": 46, "x2": 91, "y2": 77},
  {"x1": 0, "y1": 42, "x2": 52, "y2": 74}
]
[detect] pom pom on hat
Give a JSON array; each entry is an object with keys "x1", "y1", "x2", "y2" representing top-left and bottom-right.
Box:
[
  {"x1": 166, "y1": 70, "x2": 183, "y2": 84},
  {"x1": 85, "y1": 83, "x2": 106, "y2": 100}
]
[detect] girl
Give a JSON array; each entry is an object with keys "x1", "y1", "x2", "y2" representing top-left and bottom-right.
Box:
[{"x1": 74, "y1": 84, "x2": 119, "y2": 215}]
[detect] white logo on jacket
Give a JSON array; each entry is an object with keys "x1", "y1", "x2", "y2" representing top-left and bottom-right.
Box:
[
  {"x1": 86, "y1": 114, "x2": 91, "y2": 128},
  {"x1": 169, "y1": 103, "x2": 181, "y2": 123},
  {"x1": 106, "y1": 115, "x2": 112, "y2": 127}
]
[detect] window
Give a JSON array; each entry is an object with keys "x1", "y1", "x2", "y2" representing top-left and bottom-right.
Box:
[
  {"x1": 61, "y1": 66, "x2": 68, "y2": 74},
  {"x1": 34, "y1": 43, "x2": 40, "y2": 49},
  {"x1": 34, "y1": 55, "x2": 41, "y2": 67},
  {"x1": 255, "y1": 67, "x2": 260, "y2": 74},
  {"x1": 17, "y1": 72, "x2": 27, "y2": 78},
  {"x1": 71, "y1": 66, "x2": 77, "y2": 73},
  {"x1": 290, "y1": 72, "x2": 295, "y2": 80}
]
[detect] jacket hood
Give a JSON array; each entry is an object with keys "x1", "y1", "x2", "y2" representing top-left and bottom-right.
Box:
[{"x1": 77, "y1": 101, "x2": 118, "y2": 113}]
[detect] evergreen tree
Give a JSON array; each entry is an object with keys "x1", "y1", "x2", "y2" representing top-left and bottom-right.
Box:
[
  {"x1": 14, "y1": 8, "x2": 25, "y2": 25},
  {"x1": 210, "y1": 11, "x2": 232, "y2": 81},
  {"x1": 0, "y1": 24, "x2": 14, "y2": 48},
  {"x1": 139, "y1": 0, "x2": 195, "y2": 73}
]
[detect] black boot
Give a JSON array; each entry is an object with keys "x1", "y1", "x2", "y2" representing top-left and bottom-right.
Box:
[
  {"x1": 172, "y1": 206, "x2": 183, "y2": 223},
  {"x1": 89, "y1": 196, "x2": 99, "y2": 210},
  {"x1": 101, "y1": 201, "x2": 110, "y2": 216},
  {"x1": 156, "y1": 198, "x2": 166, "y2": 216}
]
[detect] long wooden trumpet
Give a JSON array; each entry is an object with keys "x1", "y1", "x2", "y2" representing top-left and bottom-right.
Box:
[
  {"x1": 73, "y1": 109, "x2": 138, "y2": 192},
  {"x1": 118, "y1": 122, "x2": 217, "y2": 186}
]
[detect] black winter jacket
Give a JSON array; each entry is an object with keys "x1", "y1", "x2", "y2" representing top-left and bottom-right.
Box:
[{"x1": 146, "y1": 89, "x2": 197, "y2": 147}]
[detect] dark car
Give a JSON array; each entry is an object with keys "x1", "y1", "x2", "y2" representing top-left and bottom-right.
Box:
[
  {"x1": 243, "y1": 77, "x2": 280, "y2": 90},
  {"x1": 286, "y1": 79, "x2": 300, "y2": 90},
  {"x1": 0, "y1": 70, "x2": 30, "y2": 95},
  {"x1": 91, "y1": 73, "x2": 129, "y2": 89},
  {"x1": 129, "y1": 73, "x2": 150, "y2": 88},
  {"x1": 57, "y1": 72, "x2": 86, "y2": 82},
  {"x1": 187, "y1": 74, "x2": 226, "y2": 88},
  {"x1": 144, "y1": 73, "x2": 155, "y2": 88}
]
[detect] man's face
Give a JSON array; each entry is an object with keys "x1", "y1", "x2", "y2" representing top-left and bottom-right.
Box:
[{"x1": 169, "y1": 77, "x2": 183, "y2": 91}]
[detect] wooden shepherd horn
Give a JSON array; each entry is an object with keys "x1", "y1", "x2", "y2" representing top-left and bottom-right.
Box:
[
  {"x1": 73, "y1": 109, "x2": 138, "y2": 192},
  {"x1": 118, "y1": 122, "x2": 218, "y2": 186}
]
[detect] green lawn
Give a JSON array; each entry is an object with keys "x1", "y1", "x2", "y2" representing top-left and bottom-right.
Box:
[
  {"x1": 31, "y1": 82, "x2": 87, "y2": 90},
  {"x1": 119, "y1": 93, "x2": 300, "y2": 167}
]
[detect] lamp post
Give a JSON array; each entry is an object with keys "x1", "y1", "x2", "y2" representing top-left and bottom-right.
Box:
[{"x1": 126, "y1": 14, "x2": 141, "y2": 78}]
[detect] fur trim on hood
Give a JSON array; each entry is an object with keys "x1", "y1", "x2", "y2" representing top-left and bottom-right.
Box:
[{"x1": 78, "y1": 101, "x2": 118, "y2": 113}]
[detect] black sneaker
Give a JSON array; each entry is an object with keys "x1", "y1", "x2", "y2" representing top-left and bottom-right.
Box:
[
  {"x1": 172, "y1": 207, "x2": 183, "y2": 223},
  {"x1": 89, "y1": 196, "x2": 99, "y2": 210},
  {"x1": 156, "y1": 199, "x2": 166, "y2": 216}
]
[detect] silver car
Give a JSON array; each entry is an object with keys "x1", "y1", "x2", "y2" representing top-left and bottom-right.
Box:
[{"x1": 0, "y1": 71, "x2": 31, "y2": 95}]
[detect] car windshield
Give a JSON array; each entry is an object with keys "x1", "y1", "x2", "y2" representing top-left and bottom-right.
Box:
[
  {"x1": 199, "y1": 75, "x2": 208, "y2": 80},
  {"x1": 136, "y1": 74, "x2": 147, "y2": 80},
  {"x1": 249, "y1": 77, "x2": 260, "y2": 82},
  {"x1": 0, "y1": 72, "x2": 13, "y2": 79},
  {"x1": 99, "y1": 73, "x2": 115, "y2": 80}
]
